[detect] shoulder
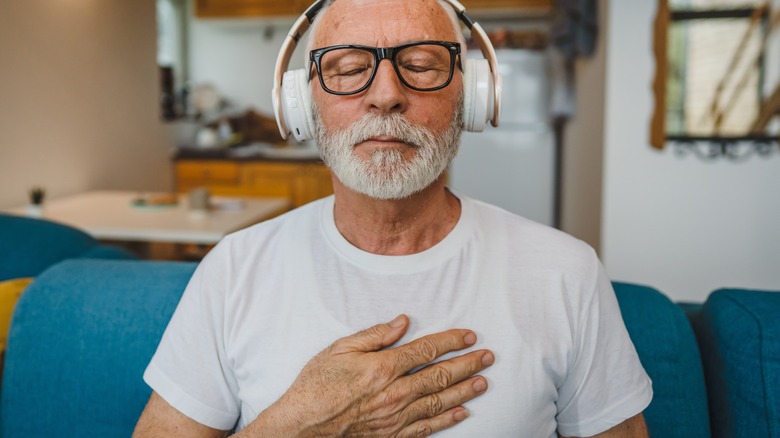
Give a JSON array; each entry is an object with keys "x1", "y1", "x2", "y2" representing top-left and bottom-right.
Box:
[{"x1": 467, "y1": 196, "x2": 598, "y2": 274}]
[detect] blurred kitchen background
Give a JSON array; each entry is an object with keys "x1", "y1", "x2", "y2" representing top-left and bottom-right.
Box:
[
  {"x1": 0, "y1": 0, "x2": 778, "y2": 301},
  {"x1": 157, "y1": 0, "x2": 563, "y2": 226}
]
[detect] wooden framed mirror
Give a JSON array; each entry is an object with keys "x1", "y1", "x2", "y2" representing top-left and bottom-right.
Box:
[{"x1": 651, "y1": 0, "x2": 780, "y2": 151}]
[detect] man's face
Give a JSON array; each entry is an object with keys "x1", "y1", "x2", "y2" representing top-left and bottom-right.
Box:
[{"x1": 310, "y1": 0, "x2": 464, "y2": 199}]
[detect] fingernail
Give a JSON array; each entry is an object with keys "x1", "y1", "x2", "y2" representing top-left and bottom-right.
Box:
[
  {"x1": 482, "y1": 352, "x2": 494, "y2": 366},
  {"x1": 453, "y1": 408, "x2": 469, "y2": 422},
  {"x1": 463, "y1": 332, "x2": 476, "y2": 345},
  {"x1": 389, "y1": 315, "x2": 405, "y2": 328},
  {"x1": 473, "y1": 378, "x2": 487, "y2": 393}
]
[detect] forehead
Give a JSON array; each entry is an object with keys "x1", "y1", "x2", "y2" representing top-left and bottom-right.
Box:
[{"x1": 314, "y1": 0, "x2": 459, "y2": 47}]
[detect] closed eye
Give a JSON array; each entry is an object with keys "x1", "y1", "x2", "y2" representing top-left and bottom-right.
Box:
[
  {"x1": 402, "y1": 64, "x2": 434, "y2": 73},
  {"x1": 336, "y1": 66, "x2": 371, "y2": 77}
]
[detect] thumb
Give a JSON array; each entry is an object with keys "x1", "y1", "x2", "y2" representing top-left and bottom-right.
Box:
[{"x1": 336, "y1": 314, "x2": 409, "y2": 353}]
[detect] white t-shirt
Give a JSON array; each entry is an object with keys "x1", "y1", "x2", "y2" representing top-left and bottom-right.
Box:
[{"x1": 144, "y1": 194, "x2": 652, "y2": 437}]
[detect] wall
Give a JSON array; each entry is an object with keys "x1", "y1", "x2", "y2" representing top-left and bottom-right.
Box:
[
  {"x1": 188, "y1": 10, "x2": 302, "y2": 117},
  {"x1": 559, "y1": 0, "x2": 608, "y2": 253},
  {"x1": 0, "y1": 1, "x2": 172, "y2": 208},
  {"x1": 601, "y1": 0, "x2": 780, "y2": 302}
]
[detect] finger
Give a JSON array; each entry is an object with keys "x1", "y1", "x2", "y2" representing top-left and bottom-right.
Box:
[
  {"x1": 331, "y1": 314, "x2": 409, "y2": 354},
  {"x1": 401, "y1": 376, "x2": 488, "y2": 427},
  {"x1": 395, "y1": 406, "x2": 470, "y2": 438},
  {"x1": 403, "y1": 350, "x2": 494, "y2": 399},
  {"x1": 385, "y1": 329, "x2": 478, "y2": 375}
]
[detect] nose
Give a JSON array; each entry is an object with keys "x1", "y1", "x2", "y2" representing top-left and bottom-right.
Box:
[{"x1": 363, "y1": 60, "x2": 408, "y2": 115}]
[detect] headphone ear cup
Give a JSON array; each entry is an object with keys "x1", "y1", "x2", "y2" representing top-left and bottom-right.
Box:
[
  {"x1": 461, "y1": 58, "x2": 493, "y2": 132},
  {"x1": 281, "y1": 69, "x2": 315, "y2": 141}
]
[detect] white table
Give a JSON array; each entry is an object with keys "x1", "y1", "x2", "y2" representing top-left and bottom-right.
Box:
[{"x1": 6, "y1": 190, "x2": 289, "y2": 245}]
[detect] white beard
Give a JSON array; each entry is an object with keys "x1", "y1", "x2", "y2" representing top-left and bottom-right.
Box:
[{"x1": 313, "y1": 96, "x2": 463, "y2": 200}]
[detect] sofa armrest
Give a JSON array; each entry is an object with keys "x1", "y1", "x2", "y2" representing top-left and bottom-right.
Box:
[
  {"x1": 697, "y1": 288, "x2": 780, "y2": 438},
  {"x1": 0, "y1": 259, "x2": 197, "y2": 437},
  {"x1": 613, "y1": 281, "x2": 710, "y2": 438}
]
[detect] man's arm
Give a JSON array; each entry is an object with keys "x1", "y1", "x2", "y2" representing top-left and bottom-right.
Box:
[
  {"x1": 559, "y1": 413, "x2": 648, "y2": 438},
  {"x1": 134, "y1": 315, "x2": 493, "y2": 437},
  {"x1": 134, "y1": 392, "x2": 227, "y2": 438}
]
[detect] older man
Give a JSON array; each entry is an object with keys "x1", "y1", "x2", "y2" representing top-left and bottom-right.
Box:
[{"x1": 134, "y1": 0, "x2": 652, "y2": 436}]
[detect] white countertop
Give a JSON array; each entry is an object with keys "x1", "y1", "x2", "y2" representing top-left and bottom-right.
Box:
[{"x1": 5, "y1": 190, "x2": 289, "y2": 245}]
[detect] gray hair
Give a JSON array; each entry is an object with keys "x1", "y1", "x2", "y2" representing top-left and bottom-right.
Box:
[{"x1": 303, "y1": 0, "x2": 468, "y2": 70}]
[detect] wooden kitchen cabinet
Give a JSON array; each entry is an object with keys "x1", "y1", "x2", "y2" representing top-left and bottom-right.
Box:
[
  {"x1": 196, "y1": 0, "x2": 551, "y2": 18},
  {"x1": 175, "y1": 160, "x2": 333, "y2": 209},
  {"x1": 241, "y1": 162, "x2": 300, "y2": 201},
  {"x1": 462, "y1": 0, "x2": 552, "y2": 10},
  {"x1": 176, "y1": 161, "x2": 240, "y2": 184},
  {"x1": 176, "y1": 161, "x2": 243, "y2": 197},
  {"x1": 195, "y1": 0, "x2": 309, "y2": 18},
  {"x1": 297, "y1": 163, "x2": 336, "y2": 206}
]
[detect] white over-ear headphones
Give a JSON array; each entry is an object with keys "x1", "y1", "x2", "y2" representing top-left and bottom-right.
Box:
[{"x1": 272, "y1": 0, "x2": 502, "y2": 142}]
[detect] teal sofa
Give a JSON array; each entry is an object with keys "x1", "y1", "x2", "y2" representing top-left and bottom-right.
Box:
[
  {"x1": 694, "y1": 289, "x2": 780, "y2": 437},
  {"x1": 0, "y1": 213, "x2": 136, "y2": 282},
  {"x1": 0, "y1": 259, "x2": 777, "y2": 437}
]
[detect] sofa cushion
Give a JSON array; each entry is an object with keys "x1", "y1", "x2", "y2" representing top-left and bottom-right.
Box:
[
  {"x1": 613, "y1": 282, "x2": 710, "y2": 437},
  {"x1": 0, "y1": 214, "x2": 135, "y2": 281},
  {"x1": 697, "y1": 288, "x2": 780, "y2": 438},
  {"x1": 0, "y1": 259, "x2": 197, "y2": 437}
]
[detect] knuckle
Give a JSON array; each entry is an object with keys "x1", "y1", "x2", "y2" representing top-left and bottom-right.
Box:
[
  {"x1": 321, "y1": 343, "x2": 338, "y2": 356},
  {"x1": 326, "y1": 337, "x2": 348, "y2": 355},
  {"x1": 363, "y1": 324, "x2": 386, "y2": 338},
  {"x1": 366, "y1": 413, "x2": 397, "y2": 432},
  {"x1": 430, "y1": 366, "x2": 454, "y2": 389},
  {"x1": 407, "y1": 375, "x2": 431, "y2": 398},
  {"x1": 414, "y1": 420, "x2": 434, "y2": 437},
  {"x1": 425, "y1": 393, "x2": 445, "y2": 416},
  {"x1": 414, "y1": 338, "x2": 439, "y2": 363},
  {"x1": 463, "y1": 355, "x2": 480, "y2": 374},
  {"x1": 347, "y1": 324, "x2": 384, "y2": 343}
]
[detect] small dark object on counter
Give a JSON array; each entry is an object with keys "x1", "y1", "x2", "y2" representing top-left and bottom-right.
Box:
[
  {"x1": 131, "y1": 193, "x2": 179, "y2": 208},
  {"x1": 29, "y1": 187, "x2": 45, "y2": 205}
]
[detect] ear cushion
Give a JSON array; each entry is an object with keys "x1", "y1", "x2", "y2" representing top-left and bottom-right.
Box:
[
  {"x1": 281, "y1": 69, "x2": 316, "y2": 141},
  {"x1": 461, "y1": 58, "x2": 493, "y2": 132}
]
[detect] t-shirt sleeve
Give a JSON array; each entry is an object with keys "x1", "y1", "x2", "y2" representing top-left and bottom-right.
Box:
[
  {"x1": 143, "y1": 241, "x2": 240, "y2": 431},
  {"x1": 555, "y1": 259, "x2": 653, "y2": 437}
]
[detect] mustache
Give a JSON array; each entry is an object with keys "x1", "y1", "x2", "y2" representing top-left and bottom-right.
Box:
[{"x1": 331, "y1": 112, "x2": 440, "y2": 150}]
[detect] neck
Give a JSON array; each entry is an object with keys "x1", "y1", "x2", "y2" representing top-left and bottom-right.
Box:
[{"x1": 331, "y1": 174, "x2": 461, "y2": 255}]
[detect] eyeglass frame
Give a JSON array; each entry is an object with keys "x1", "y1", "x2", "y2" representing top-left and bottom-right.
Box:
[{"x1": 309, "y1": 40, "x2": 462, "y2": 96}]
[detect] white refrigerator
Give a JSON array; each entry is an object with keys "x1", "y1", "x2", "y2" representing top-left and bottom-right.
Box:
[{"x1": 450, "y1": 49, "x2": 555, "y2": 226}]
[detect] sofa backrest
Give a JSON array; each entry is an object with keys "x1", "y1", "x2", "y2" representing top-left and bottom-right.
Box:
[
  {"x1": 613, "y1": 281, "x2": 711, "y2": 438},
  {"x1": 0, "y1": 214, "x2": 135, "y2": 282},
  {"x1": 696, "y1": 288, "x2": 780, "y2": 438},
  {"x1": 0, "y1": 259, "x2": 715, "y2": 436},
  {"x1": 0, "y1": 259, "x2": 196, "y2": 437}
]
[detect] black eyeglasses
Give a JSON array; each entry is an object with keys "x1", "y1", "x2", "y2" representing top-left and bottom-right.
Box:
[{"x1": 310, "y1": 40, "x2": 461, "y2": 96}]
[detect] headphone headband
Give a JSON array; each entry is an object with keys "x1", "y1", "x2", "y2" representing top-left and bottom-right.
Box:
[
  {"x1": 272, "y1": 0, "x2": 501, "y2": 140},
  {"x1": 272, "y1": 0, "x2": 327, "y2": 137}
]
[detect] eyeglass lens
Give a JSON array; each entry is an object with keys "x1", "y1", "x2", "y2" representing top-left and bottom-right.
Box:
[{"x1": 319, "y1": 44, "x2": 453, "y2": 94}]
